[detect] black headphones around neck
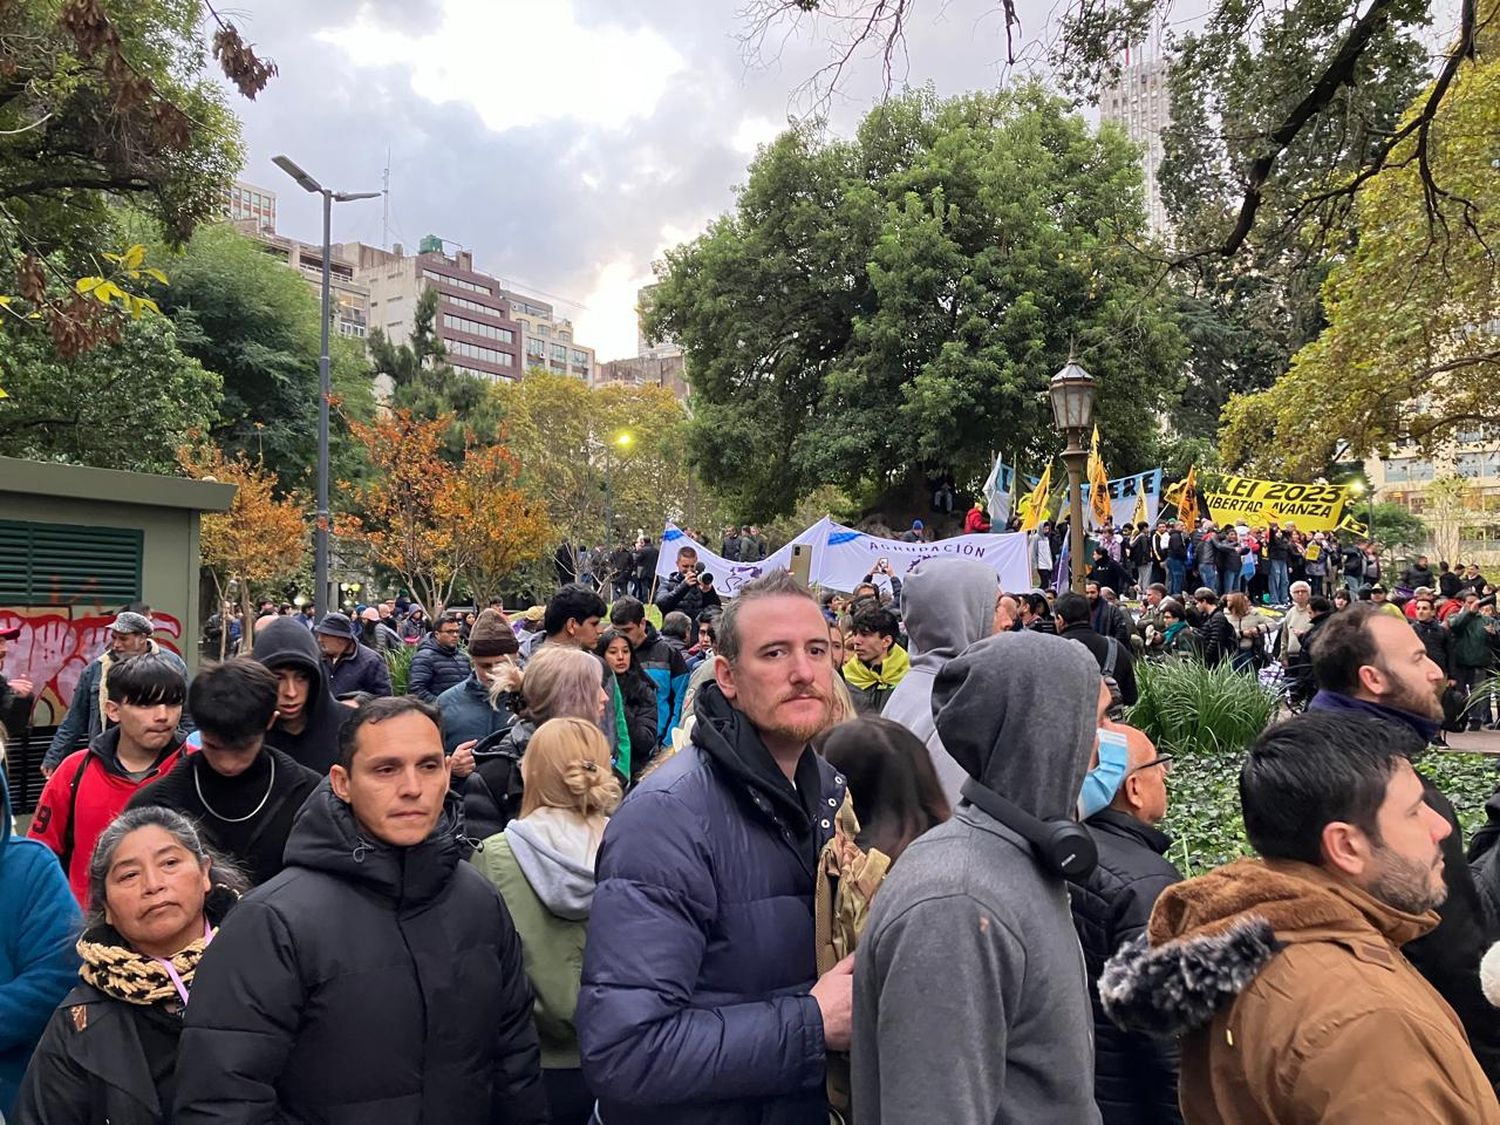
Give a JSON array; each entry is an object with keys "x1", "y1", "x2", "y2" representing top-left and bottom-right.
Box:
[{"x1": 960, "y1": 777, "x2": 1097, "y2": 879}]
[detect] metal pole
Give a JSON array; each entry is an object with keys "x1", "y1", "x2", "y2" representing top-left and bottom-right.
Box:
[
  {"x1": 315, "y1": 189, "x2": 332, "y2": 620},
  {"x1": 1064, "y1": 441, "x2": 1088, "y2": 593}
]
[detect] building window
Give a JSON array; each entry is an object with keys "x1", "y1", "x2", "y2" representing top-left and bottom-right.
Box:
[
  {"x1": 571, "y1": 349, "x2": 588, "y2": 366},
  {"x1": 447, "y1": 338, "x2": 515, "y2": 366},
  {"x1": 440, "y1": 293, "x2": 503, "y2": 316},
  {"x1": 442, "y1": 313, "x2": 514, "y2": 343},
  {"x1": 552, "y1": 344, "x2": 567, "y2": 362},
  {"x1": 1456, "y1": 452, "x2": 1498, "y2": 479},
  {"x1": 527, "y1": 337, "x2": 545, "y2": 357},
  {"x1": 424, "y1": 269, "x2": 492, "y2": 296}
]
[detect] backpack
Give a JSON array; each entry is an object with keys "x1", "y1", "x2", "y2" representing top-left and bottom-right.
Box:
[{"x1": 815, "y1": 795, "x2": 891, "y2": 1124}]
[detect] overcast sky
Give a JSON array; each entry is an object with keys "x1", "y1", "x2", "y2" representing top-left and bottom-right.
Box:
[
  {"x1": 226, "y1": 0, "x2": 1460, "y2": 361},
  {"x1": 224, "y1": 0, "x2": 1091, "y2": 360}
]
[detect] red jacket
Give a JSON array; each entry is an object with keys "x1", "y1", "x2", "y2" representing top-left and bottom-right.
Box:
[
  {"x1": 28, "y1": 728, "x2": 187, "y2": 905},
  {"x1": 963, "y1": 506, "x2": 991, "y2": 534}
]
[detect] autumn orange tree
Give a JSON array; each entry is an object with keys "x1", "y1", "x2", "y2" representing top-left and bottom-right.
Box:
[
  {"x1": 179, "y1": 443, "x2": 307, "y2": 651},
  {"x1": 339, "y1": 408, "x2": 554, "y2": 611},
  {"x1": 445, "y1": 442, "x2": 553, "y2": 606}
]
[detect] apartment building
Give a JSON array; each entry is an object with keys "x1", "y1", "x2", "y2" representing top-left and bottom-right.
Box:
[
  {"x1": 352, "y1": 238, "x2": 522, "y2": 382},
  {"x1": 1366, "y1": 426, "x2": 1500, "y2": 565},
  {"x1": 504, "y1": 290, "x2": 595, "y2": 382},
  {"x1": 1099, "y1": 58, "x2": 1171, "y2": 238}
]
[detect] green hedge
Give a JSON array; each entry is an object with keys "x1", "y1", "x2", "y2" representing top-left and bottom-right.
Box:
[{"x1": 1126, "y1": 657, "x2": 1498, "y2": 875}]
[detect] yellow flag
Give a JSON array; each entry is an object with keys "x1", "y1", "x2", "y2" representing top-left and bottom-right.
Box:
[
  {"x1": 1087, "y1": 425, "x2": 1112, "y2": 528},
  {"x1": 1130, "y1": 489, "x2": 1149, "y2": 528},
  {"x1": 1018, "y1": 461, "x2": 1053, "y2": 532},
  {"x1": 1164, "y1": 466, "x2": 1199, "y2": 527}
]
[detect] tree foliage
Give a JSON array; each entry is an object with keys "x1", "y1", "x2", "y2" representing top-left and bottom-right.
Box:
[
  {"x1": 0, "y1": 312, "x2": 219, "y2": 472},
  {"x1": 492, "y1": 371, "x2": 727, "y2": 547},
  {"x1": 1221, "y1": 16, "x2": 1500, "y2": 477},
  {"x1": 179, "y1": 443, "x2": 308, "y2": 624},
  {"x1": 746, "y1": 0, "x2": 1477, "y2": 262},
  {"x1": 445, "y1": 443, "x2": 553, "y2": 605},
  {"x1": 337, "y1": 408, "x2": 555, "y2": 612},
  {"x1": 369, "y1": 286, "x2": 502, "y2": 460},
  {"x1": 0, "y1": 0, "x2": 247, "y2": 244},
  {"x1": 646, "y1": 86, "x2": 1185, "y2": 519},
  {"x1": 145, "y1": 221, "x2": 375, "y2": 490}
]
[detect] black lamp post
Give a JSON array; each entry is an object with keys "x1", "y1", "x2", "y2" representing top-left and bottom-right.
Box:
[
  {"x1": 1048, "y1": 359, "x2": 1097, "y2": 593},
  {"x1": 272, "y1": 155, "x2": 379, "y2": 618}
]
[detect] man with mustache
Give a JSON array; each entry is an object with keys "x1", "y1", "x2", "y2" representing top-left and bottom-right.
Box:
[
  {"x1": 580, "y1": 570, "x2": 852, "y2": 1125},
  {"x1": 1305, "y1": 603, "x2": 1500, "y2": 1094}
]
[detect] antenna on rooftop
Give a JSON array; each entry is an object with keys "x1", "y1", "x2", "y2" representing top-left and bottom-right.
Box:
[{"x1": 381, "y1": 147, "x2": 391, "y2": 251}]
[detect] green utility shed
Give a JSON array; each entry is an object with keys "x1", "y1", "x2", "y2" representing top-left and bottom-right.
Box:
[{"x1": 0, "y1": 457, "x2": 236, "y2": 808}]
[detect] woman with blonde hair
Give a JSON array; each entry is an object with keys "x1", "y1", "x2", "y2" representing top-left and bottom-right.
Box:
[
  {"x1": 463, "y1": 645, "x2": 609, "y2": 841},
  {"x1": 473, "y1": 716, "x2": 621, "y2": 1125}
]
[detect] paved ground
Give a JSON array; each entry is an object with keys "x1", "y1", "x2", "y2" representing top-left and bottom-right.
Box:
[{"x1": 1438, "y1": 728, "x2": 1500, "y2": 755}]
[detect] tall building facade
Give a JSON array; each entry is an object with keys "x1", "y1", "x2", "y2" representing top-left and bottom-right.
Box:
[
  {"x1": 232, "y1": 222, "x2": 370, "y2": 340},
  {"x1": 226, "y1": 180, "x2": 277, "y2": 233},
  {"x1": 595, "y1": 354, "x2": 689, "y2": 400},
  {"x1": 1365, "y1": 429, "x2": 1500, "y2": 566},
  {"x1": 353, "y1": 239, "x2": 523, "y2": 382},
  {"x1": 636, "y1": 282, "x2": 683, "y2": 360},
  {"x1": 505, "y1": 290, "x2": 594, "y2": 382},
  {"x1": 1100, "y1": 58, "x2": 1171, "y2": 238}
]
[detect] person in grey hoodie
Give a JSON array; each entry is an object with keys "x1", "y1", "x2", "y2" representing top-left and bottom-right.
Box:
[
  {"x1": 880, "y1": 556, "x2": 999, "y2": 808},
  {"x1": 851, "y1": 629, "x2": 1107, "y2": 1125}
]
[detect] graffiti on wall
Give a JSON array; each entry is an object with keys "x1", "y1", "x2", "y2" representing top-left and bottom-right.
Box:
[{"x1": 0, "y1": 607, "x2": 183, "y2": 727}]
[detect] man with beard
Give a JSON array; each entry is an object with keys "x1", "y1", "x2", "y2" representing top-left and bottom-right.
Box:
[
  {"x1": 1100, "y1": 712, "x2": 1497, "y2": 1122},
  {"x1": 1304, "y1": 603, "x2": 1500, "y2": 1092},
  {"x1": 579, "y1": 571, "x2": 852, "y2": 1125}
]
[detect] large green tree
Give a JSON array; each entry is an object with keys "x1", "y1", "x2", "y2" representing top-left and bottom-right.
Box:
[
  {"x1": 145, "y1": 222, "x2": 375, "y2": 490},
  {"x1": 0, "y1": 313, "x2": 220, "y2": 472},
  {"x1": 747, "y1": 0, "x2": 1474, "y2": 261},
  {"x1": 1222, "y1": 10, "x2": 1500, "y2": 477},
  {"x1": 1158, "y1": 0, "x2": 1432, "y2": 438},
  {"x1": 646, "y1": 85, "x2": 1185, "y2": 519}
]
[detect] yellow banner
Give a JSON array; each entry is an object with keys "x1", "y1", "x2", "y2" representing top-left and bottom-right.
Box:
[{"x1": 1203, "y1": 475, "x2": 1351, "y2": 532}]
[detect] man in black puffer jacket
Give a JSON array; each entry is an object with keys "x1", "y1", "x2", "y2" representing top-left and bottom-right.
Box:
[
  {"x1": 408, "y1": 612, "x2": 473, "y2": 702},
  {"x1": 1068, "y1": 724, "x2": 1183, "y2": 1125},
  {"x1": 174, "y1": 697, "x2": 547, "y2": 1125}
]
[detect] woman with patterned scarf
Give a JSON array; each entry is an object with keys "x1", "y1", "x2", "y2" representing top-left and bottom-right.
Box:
[{"x1": 13, "y1": 806, "x2": 244, "y2": 1125}]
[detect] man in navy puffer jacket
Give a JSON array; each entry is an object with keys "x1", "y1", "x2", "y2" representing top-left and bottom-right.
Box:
[{"x1": 579, "y1": 571, "x2": 851, "y2": 1125}]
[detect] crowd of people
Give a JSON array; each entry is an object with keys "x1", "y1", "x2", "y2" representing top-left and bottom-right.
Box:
[{"x1": 2, "y1": 520, "x2": 1500, "y2": 1123}]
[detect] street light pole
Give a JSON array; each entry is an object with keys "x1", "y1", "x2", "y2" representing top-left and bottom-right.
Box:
[
  {"x1": 1062, "y1": 440, "x2": 1089, "y2": 592},
  {"x1": 316, "y1": 187, "x2": 332, "y2": 621},
  {"x1": 1048, "y1": 359, "x2": 1098, "y2": 594},
  {"x1": 272, "y1": 156, "x2": 379, "y2": 619}
]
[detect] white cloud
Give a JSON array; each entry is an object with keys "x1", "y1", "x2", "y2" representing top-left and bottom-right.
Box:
[
  {"x1": 575, "y1": 258, "x2": 654, "y2": 362},
  {"x1": 731, "y1": 114, "x2": 784, "y2": 154},
  {"x1": 317, "y1": 0, "x2": 686, "y2": 132}
]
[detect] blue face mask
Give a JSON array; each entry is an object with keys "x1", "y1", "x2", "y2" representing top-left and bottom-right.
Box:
[{"x1": 1078, "y1": 727, "x2": 1130, "y2": 819}]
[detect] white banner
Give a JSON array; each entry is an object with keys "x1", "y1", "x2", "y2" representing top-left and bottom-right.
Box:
[
  {"x1": 654, "y1": 519, "x2": 832, "y2": 598},
  {"x1": 818, "y1": 523, "x2": 1030, "y2": 592},
  {"x1": 983, "y1": 457, "x2": 1015, "y2": 526},
  {"x1": 655, "y1": 518, "x2": 1028, "y2": 596}
]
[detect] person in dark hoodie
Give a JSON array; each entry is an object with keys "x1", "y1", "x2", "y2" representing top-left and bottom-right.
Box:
[
  {"x1": 579, "y1": 570, "x2": 852, "y2": 1125},
  {"x1": 1304, "y1": 601, "x2": 1500, "y2": 1092},
  {"x1": 29, "y1": 653, "x2": 190, "y2": 905},
  {"x1": 173, "y1": 696, "x2": 548, "y2": 1125},
  {"x1": 314, "y1": 612, "x2": 393, "y2": 698},
  {"x1": 851, "y1": 630, "x2": 1108, "y2": 1125},
  {"x1": 0, "y1": 761, "x2": 79, "y2": 1118},
  {"x1": 251, "y1": 616, "x2": 348, "y2": 775},
  {"x1": 127, "y1": 658, "x2": 319, "y2": 887},
  {"x1": 880, "y1": 556, "x2": 999, "y2": 808}
]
